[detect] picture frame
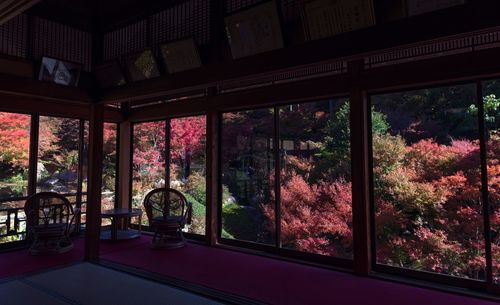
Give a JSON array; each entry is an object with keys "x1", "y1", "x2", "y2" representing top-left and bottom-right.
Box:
[
  {"x1": 0, "y1": 54, "x2": 34, "y2": 78},
  {"x1": 159, "y1": 38, "x2": 202, "y2": 74},
  {"x1": 302, "y1": 0, "x2": 376, "y2": 41},
  {"x1": 123, "y1": 49, "x2": 161, "y2": 82},
  {"x1": 38, "y1": 56, "x2": 82, "y2": 87},
  {"x1": 224, "y1": 1, "x2": 284, "y2": 59},
  {"x1": 375, "y1": 0, "x2": 407, "y2": 23},
  {"x1": 406, "y1": 0, "x2": 466, "y2": 16},
  {"x1": 93, "y1": 60, "x2": 127, "y2": 89}
]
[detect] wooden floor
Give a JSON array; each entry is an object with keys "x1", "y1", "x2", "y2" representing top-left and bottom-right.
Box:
[{"x1": 0, "y1": 262, "x2": 226, "y2": 305}]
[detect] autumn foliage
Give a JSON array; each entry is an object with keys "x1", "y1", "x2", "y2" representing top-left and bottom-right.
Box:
[
  {"x1": 0, "y1": 113, "x2": 30, "y2": 168},
  {"x1": 263, "y1": 171, "x2": 353, "y2": 257},
  {"x1": 373, "y1": 134, "x2": 494, "y2": 279},
  {"x1": 131, "y1": 117, "x2": 207, "y2": 234}
]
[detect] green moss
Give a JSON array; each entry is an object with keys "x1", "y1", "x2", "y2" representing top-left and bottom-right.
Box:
[
  {"x1": 183, "y1": 193, "x2": 205, "y2": 217},
  {"x1": 221, "y1": 203, "x2": 258, "y2": 241}
]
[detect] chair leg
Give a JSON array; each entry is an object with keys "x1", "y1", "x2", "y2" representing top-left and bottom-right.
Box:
[
  {"x1": 178, "y1": 228, "x2": 186, "y2": 244},
  {"x1": 151, "y1": 227, "x2": 186, "y2": 250},
  {"x1": 29, "y1": 234, "x2": 74, "y2": 255}
]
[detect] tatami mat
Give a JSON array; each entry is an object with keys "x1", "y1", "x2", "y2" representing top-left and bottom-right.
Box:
[{"x1": 1, "y1": 263, "x2": 224, "y2": 305}]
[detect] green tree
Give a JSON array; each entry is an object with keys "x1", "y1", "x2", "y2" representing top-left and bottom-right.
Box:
[
  {"x1": 319, "y1": 101, "x2": 389, "y2": 171},
  {"x1": 468, "y1": 94, "x2": 500, "y2": 131}
]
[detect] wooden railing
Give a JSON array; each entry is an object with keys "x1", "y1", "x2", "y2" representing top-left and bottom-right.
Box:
[
  {"x1": 0, "y1": 206, "x2": 26, "y2": 242},
  {"x1": 0, "y1": 193, "x2": 87, "y2": 246}
]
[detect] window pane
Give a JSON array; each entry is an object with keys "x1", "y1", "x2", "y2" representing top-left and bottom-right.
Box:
[
  {"x1": 37, "y1": 116, "x2": 80, "y2": 194},
  {"x1": 0, "y1": 200, "x2": 27, "y2": 244},
  {"x1": 0, "y1": 112, "x2": 30, "y2": 198},
  {"x1": 132, "y1": 121, "x2": 166, "y2": 221},
  {"x1": 102, "y1": 122, "x2": 118, "y2": 211},
  {"x1": 371, "y1": 84, "x2": 485, "y2": 279},
  {"x1": 482, "y1": 80, "x2": 500, "y2": 284},
  {"x1": 80, "y1": 121, "x2": 117, "y2": 225},
  {"x1": 279, "y1": 100, "x2": 352, "y2": 258},
  {"x1": 81, "y1": 121, "x2": 89, "y2": 225},
  {"x1": 170, "y1": 116, "x2": 206, "y2": 235},
  {"x1": 221, "y1": 109, "x2": 275, "y2": 245}
]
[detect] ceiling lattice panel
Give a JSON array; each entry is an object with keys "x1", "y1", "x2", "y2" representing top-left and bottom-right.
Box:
[
  {"x1": 31, "y1": 17, "x2": 92, "y2": 71},
  {"x1": 0, "y1": 14, "x2": 27, "y2": 57}
]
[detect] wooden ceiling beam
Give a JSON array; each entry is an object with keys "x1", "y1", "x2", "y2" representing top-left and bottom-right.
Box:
[
  {"x1": 0, "y1": 91, "x2": 123, "y2": 122},
  {"x1": 0, "y1": 73, "x2": 92, "y2": 104},
  {"x1": 0, "y1": 0, "x2": 40, "y2": 25},
  {"x1": 126, "y1": 46, "x2": 500, "y2": 122},
  {"x1": 101, "y1": 1, "x2": 500, "y2": 105}
]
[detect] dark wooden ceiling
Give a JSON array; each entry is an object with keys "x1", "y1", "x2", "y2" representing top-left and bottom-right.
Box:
[{"x1": 26, "y1": 0, "x2": 185, "y2": 32}]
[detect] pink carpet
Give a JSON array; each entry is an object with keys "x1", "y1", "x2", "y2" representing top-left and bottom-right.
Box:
[
  {"x1": 99, "y1": 236, "x2": 498, "y2": 305},
  {"x1": 0, "y1": 239, "x2": 84, "y2": 279},
  {"x1": 1, "y1": 236, "x2": 498, "y2": 304},
  {"x1": 0, "y1": 237, "x2": 150, "y2": 279}
]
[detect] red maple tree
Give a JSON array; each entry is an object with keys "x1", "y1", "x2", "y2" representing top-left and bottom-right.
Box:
[{"x1": 0, "y1": 113, "x2": 31, "y2": 167}]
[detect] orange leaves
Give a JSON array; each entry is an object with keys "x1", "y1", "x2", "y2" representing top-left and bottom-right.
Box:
[{"x1": 0, "y1": 112, "x2": 30, "y2": 167}]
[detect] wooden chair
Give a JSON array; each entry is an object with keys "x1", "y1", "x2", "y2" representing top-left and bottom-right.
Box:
[
  {"x1": 24, "y1": 192, "x2": 80, "y2": 255},
  {"x1": 143, "y1": 188, "x2": 192, "y2": 249}
]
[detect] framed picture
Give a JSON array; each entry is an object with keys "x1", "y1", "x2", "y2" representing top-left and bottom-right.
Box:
[
  {"x1": 375, "y1": 0, "x2": 407, "y2": 23},
  {"x1": 0, "y1": 54, "x2": 34, "y2": 78},
  {"x1": 123, "y1": 49, "x2": 161, "y2": 82},
  {"x1": 225, "y1": 1, "x2": 284, "y2": 59},
  {"x1": 94, "y1": 60, "x2": 127, "y2": 89},
  {"x1": 38, "y1": 56, "x2": 81, "y2": 87},
  {"x1": 159, "y1": 38, "x2": 202, "y2": 74},
  {"x1": 407, "y1": 0, "x2": 466, "y2": 16},
  {"x1": 303, "y1": 0, "x2": 376, "y2": 40}
]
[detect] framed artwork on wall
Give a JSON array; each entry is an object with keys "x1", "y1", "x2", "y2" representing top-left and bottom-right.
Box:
[
  {"x1": 302, "y1": 0, "x2": 376, "y2": 40},
  {"x1": 407, "y1": 0, "x2": 466, "y2": 16},
  {"x1": 225, "y1": 1, "x2": 284, "y2": 59},
  {"x1": 375, "y1": 0, "x2": 407, "y2": 23},
  {"x1": 38, "y1": 56, "x2": 81, "y2": 86},
  {"x1": 159, "y1": 38, "x2": 202, "y2": 74},
  {"x1": 94, "y1": 60, "x2": 127, "y2": 88},
  {"x1": 0, "y1": 54, "x2": 34, "y2": 78},
  {"x1": 123, "y1": 49, "x2": 161, "y2": 82}
]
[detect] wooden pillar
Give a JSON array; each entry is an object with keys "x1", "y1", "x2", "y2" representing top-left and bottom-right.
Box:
[
  {"x1": 349, "y1": 60, "x2": 372, "y2": 275},
  {"x1": 85, "y1": 103, "x2": 104, "y2": 261},
  {"x1": 206, "y1": 88, "x2": 219, "y2": 245},
  {"x1": 118, "y1": 121, "x2": 131, "y2": 209}
]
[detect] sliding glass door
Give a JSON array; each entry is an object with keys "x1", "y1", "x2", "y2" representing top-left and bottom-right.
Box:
[
  {"x1": 219, "y1": 98, "x2": 353, "y2": 262},
  {"x1": 131, "y1": 115, "x2": 206, "y2": 236}
]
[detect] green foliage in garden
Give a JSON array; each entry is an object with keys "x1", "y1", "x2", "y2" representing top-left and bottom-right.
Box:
[{"x1": 222, "y1": 203, "x2": 260, "y2": 240}]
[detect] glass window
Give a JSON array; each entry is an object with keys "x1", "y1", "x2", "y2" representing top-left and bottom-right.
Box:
[
  {"x1": 37, "y1": 116, "x2": 80, "y2": 194},
  {"x1": 170, "y1": 116, "x2": 206, "y2": 235},
  {"x1": 0, "y1": 199, "x2": 28, "y2": 244},
  {"x1": 371, "y1": 84, "x2": 485, "y2": 280},
  {"x1": 132, "y1": 121, "x2": 166, "y2": 220},
  {"x1": 482, "y1": 80, "x2": 500, "y2": 284},
  {"x1": 279, "y1": 100, "x2": 353, "y2": 258},
  {"x1": 80, "y1": 121, "x2": 89, "y2": 225},
  {"x1": 102, "y1": 123, "x2": 118, "y2": 210},
  {"x1": 0, "y1": 112, "x2": 30, "y2": 199},
  {"x1": 0, "y1": 112, "x2": 30, "y2": 244},
  {"x1": 75, "y1": 121, "x2": 117, "y2": 227},
  {"x1": 221, "y1": 109, "x2": 275, "y2": 245}
]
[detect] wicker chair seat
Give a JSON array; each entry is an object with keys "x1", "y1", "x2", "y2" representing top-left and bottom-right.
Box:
[
  {"x1": 143, "y1": 188, "x2": 192, "y2": 250},
  {"x1": 24, "y1": 192, "x2": 80, "y2": 255}
]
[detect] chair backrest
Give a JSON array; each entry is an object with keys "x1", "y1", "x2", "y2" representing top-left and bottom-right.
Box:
[
  {"x1": 143, "y1": 188, "x2": 192, "y2": 225},
  {"x1": 24, "y1": 192, "x2": 75, "y2": 230}
]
